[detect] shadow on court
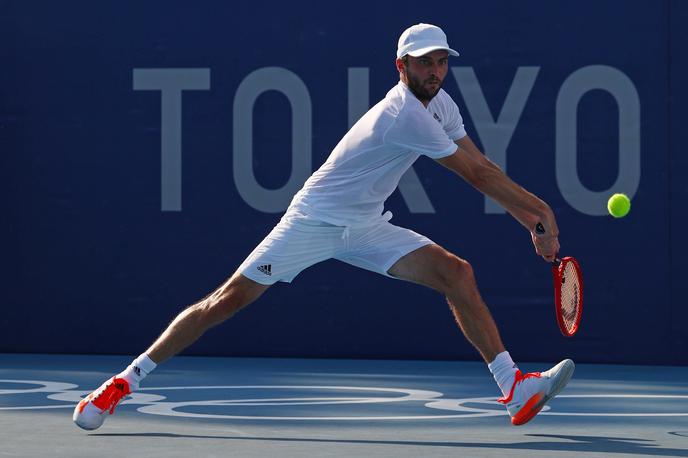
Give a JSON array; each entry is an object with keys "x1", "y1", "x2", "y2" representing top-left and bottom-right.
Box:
[{"x1": 89, "y1": 432, "x2": 688, "y2": 456}]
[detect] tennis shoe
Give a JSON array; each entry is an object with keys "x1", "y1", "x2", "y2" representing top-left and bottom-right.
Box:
[
  {"x1": 73, "y1": 376, "x2": 132, "y2": 430},
  {"x1": 498, "y1": 359, "x2": 574, "y2": 425}
]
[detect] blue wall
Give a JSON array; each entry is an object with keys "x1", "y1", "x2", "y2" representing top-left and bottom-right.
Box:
[{"x1": 2, "y1": 0, "x2": 686, "y2": 364}]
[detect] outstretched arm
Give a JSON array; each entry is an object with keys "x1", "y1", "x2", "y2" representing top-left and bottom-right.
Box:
[{"x1": 436, "y1": 135, "x2": 559, "y2": 261}]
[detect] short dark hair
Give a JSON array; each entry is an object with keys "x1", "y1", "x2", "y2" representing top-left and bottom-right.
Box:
[{"x1": 401, "y1": 55, "x2": 409, "y2": 66}]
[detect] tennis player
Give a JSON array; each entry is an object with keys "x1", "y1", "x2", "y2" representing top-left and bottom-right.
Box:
[{"x1": 74, "y1": 23, "x2": 574, "y2": 429}]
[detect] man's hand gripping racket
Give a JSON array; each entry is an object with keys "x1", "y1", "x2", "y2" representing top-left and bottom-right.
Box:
[{"x1": 535, "y1": 222, "x2": 584, "y2": 337}]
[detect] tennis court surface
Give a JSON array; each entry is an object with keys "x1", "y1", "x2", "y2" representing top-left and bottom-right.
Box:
[{"x1": 2, "y1": 354, "x2": 687, "y2": 457}]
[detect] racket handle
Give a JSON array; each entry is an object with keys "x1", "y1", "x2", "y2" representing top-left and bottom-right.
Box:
[{"x1": 535, "y1": 223, "x2": 561, "y2": 265}]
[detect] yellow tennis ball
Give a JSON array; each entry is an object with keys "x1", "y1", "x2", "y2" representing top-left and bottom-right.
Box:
[{"x1": 607, "y1": 193, "x2": 631, "y2": 218}]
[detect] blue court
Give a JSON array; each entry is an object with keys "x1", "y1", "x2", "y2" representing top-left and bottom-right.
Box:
[{"x1": 2, "y1": 354, "x2": 686, "y2": 457}]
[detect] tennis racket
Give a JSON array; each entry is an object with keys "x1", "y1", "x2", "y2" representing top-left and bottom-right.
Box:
[
  {"x1": 533, "y1": 222, "x2": 583, "y2": 336},
  {"x1": 551, "y1": 256, "x2": 583, "y2": 337}
]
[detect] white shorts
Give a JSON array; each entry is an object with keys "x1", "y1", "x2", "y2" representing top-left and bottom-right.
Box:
[{"x1": 238, "y1": 211, "x2": 434, "y2": 285}]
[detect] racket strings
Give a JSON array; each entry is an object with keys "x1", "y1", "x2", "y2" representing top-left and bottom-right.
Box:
[{"x1": 559, "y1": 262, "x2": 582, "y2": 332}]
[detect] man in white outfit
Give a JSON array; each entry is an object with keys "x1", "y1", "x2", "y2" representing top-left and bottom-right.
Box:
[{"x1": 74, "y1": 23, "x2": 574, "y2": 429}]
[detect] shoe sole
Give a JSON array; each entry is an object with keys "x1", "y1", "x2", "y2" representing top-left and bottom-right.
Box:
[{"x1": 512, "y1": 359, "x2": 575, "y2": 426}]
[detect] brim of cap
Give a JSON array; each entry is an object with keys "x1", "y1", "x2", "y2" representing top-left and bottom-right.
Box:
[{"x1": 406, "y1": 46, "x2": 460, "y2": 57}]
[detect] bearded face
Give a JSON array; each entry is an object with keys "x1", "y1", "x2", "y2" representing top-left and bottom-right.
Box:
[{"x1": 400, "y1": 50, "x2": 449, "y2": 104}]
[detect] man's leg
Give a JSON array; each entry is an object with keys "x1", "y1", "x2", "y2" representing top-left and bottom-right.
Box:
[
  {"x1": 146, "y1": 272, "x2": 270, "y2": 364},
  {"x1": 387, "y1": 243, "x2": 574, "y2": 425},
  {"x1": 387, "y1": 243, "x2": 504, "y2": 363},
  {"x1": 73, "y1": 272, "x2": 270, "y2": 430},
  {"x1": 74, "y1": 211, "x2": 344, "y2": 430}
]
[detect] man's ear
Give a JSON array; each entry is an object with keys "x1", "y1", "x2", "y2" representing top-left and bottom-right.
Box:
[{"x1": 395, "y1": 58, "x2": 405, "y2": 74}]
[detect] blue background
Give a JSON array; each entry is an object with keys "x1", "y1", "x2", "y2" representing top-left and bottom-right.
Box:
[{"x1": 2, "y1": 0, "x2": 685, "y2": 365}]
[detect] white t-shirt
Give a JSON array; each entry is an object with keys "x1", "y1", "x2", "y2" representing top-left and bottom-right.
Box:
[{"x1": 287, "y1": 81, "x2": 467, "y2": 226}]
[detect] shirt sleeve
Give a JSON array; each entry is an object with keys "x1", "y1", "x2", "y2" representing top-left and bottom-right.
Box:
[
  {"x1": 384, "y1": 104, "x2": 457, "y2": 159},
  {"x1": 440, "y1": 92, "x2": 467, "y2": 141}
]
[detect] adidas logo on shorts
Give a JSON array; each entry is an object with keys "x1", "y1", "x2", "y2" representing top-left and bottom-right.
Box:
[{"x1": 257, "y1": 264, "x2": 272, "y2": 276}]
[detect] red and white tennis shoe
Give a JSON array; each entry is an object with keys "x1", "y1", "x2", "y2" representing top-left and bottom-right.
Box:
[
  {"x1": 72, "y1": 377, "x2": 132, "y2": 430},
  {"x1": 498, "y1": 359, "x2": 574, "y2": 425}
]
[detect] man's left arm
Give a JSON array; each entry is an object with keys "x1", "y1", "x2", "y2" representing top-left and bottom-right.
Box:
[{"x1": 436, "y1": 135, "x2": 559, "y2": 261}]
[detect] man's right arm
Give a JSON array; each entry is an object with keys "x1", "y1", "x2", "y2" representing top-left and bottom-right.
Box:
[{"x1": 436, "y1": 135, "x2": 560, "y2": 261}]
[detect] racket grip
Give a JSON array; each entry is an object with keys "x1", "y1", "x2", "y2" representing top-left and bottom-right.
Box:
[{"x1": 535, "y1": 223, "x2": 560, "y2": 265}]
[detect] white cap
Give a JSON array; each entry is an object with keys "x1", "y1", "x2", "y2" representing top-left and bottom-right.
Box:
[{"x1": 396, "y1": 23, "x2": 459, "y2": 59}]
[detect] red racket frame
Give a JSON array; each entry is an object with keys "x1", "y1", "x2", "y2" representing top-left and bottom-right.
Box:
[{"x1": 552, "y1": 256, "x2": 584, "y2": 337}]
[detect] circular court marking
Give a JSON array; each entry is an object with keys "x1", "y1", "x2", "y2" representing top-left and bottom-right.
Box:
[
  {"x1": 1, "y1": 380, "x2": 687, "y2": 420},
  {"x1": 136, "y1": 385, "x2": 492, "y2": 420},
  {"x1": 0, "y1": 380, "x2": 78, "y2": 395}
]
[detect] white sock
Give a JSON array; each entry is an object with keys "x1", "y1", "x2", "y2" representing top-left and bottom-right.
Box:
[
  {"x1": 488, "y1": 351, "x2": 519, "y2": 398},
  {"x1": 117, "y1": 353, "x2": 157, "y2": 391}
]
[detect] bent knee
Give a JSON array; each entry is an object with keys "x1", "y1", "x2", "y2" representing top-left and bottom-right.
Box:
[{"x1": 437, "y1": 255, "x2": 476, "y2": 293}]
